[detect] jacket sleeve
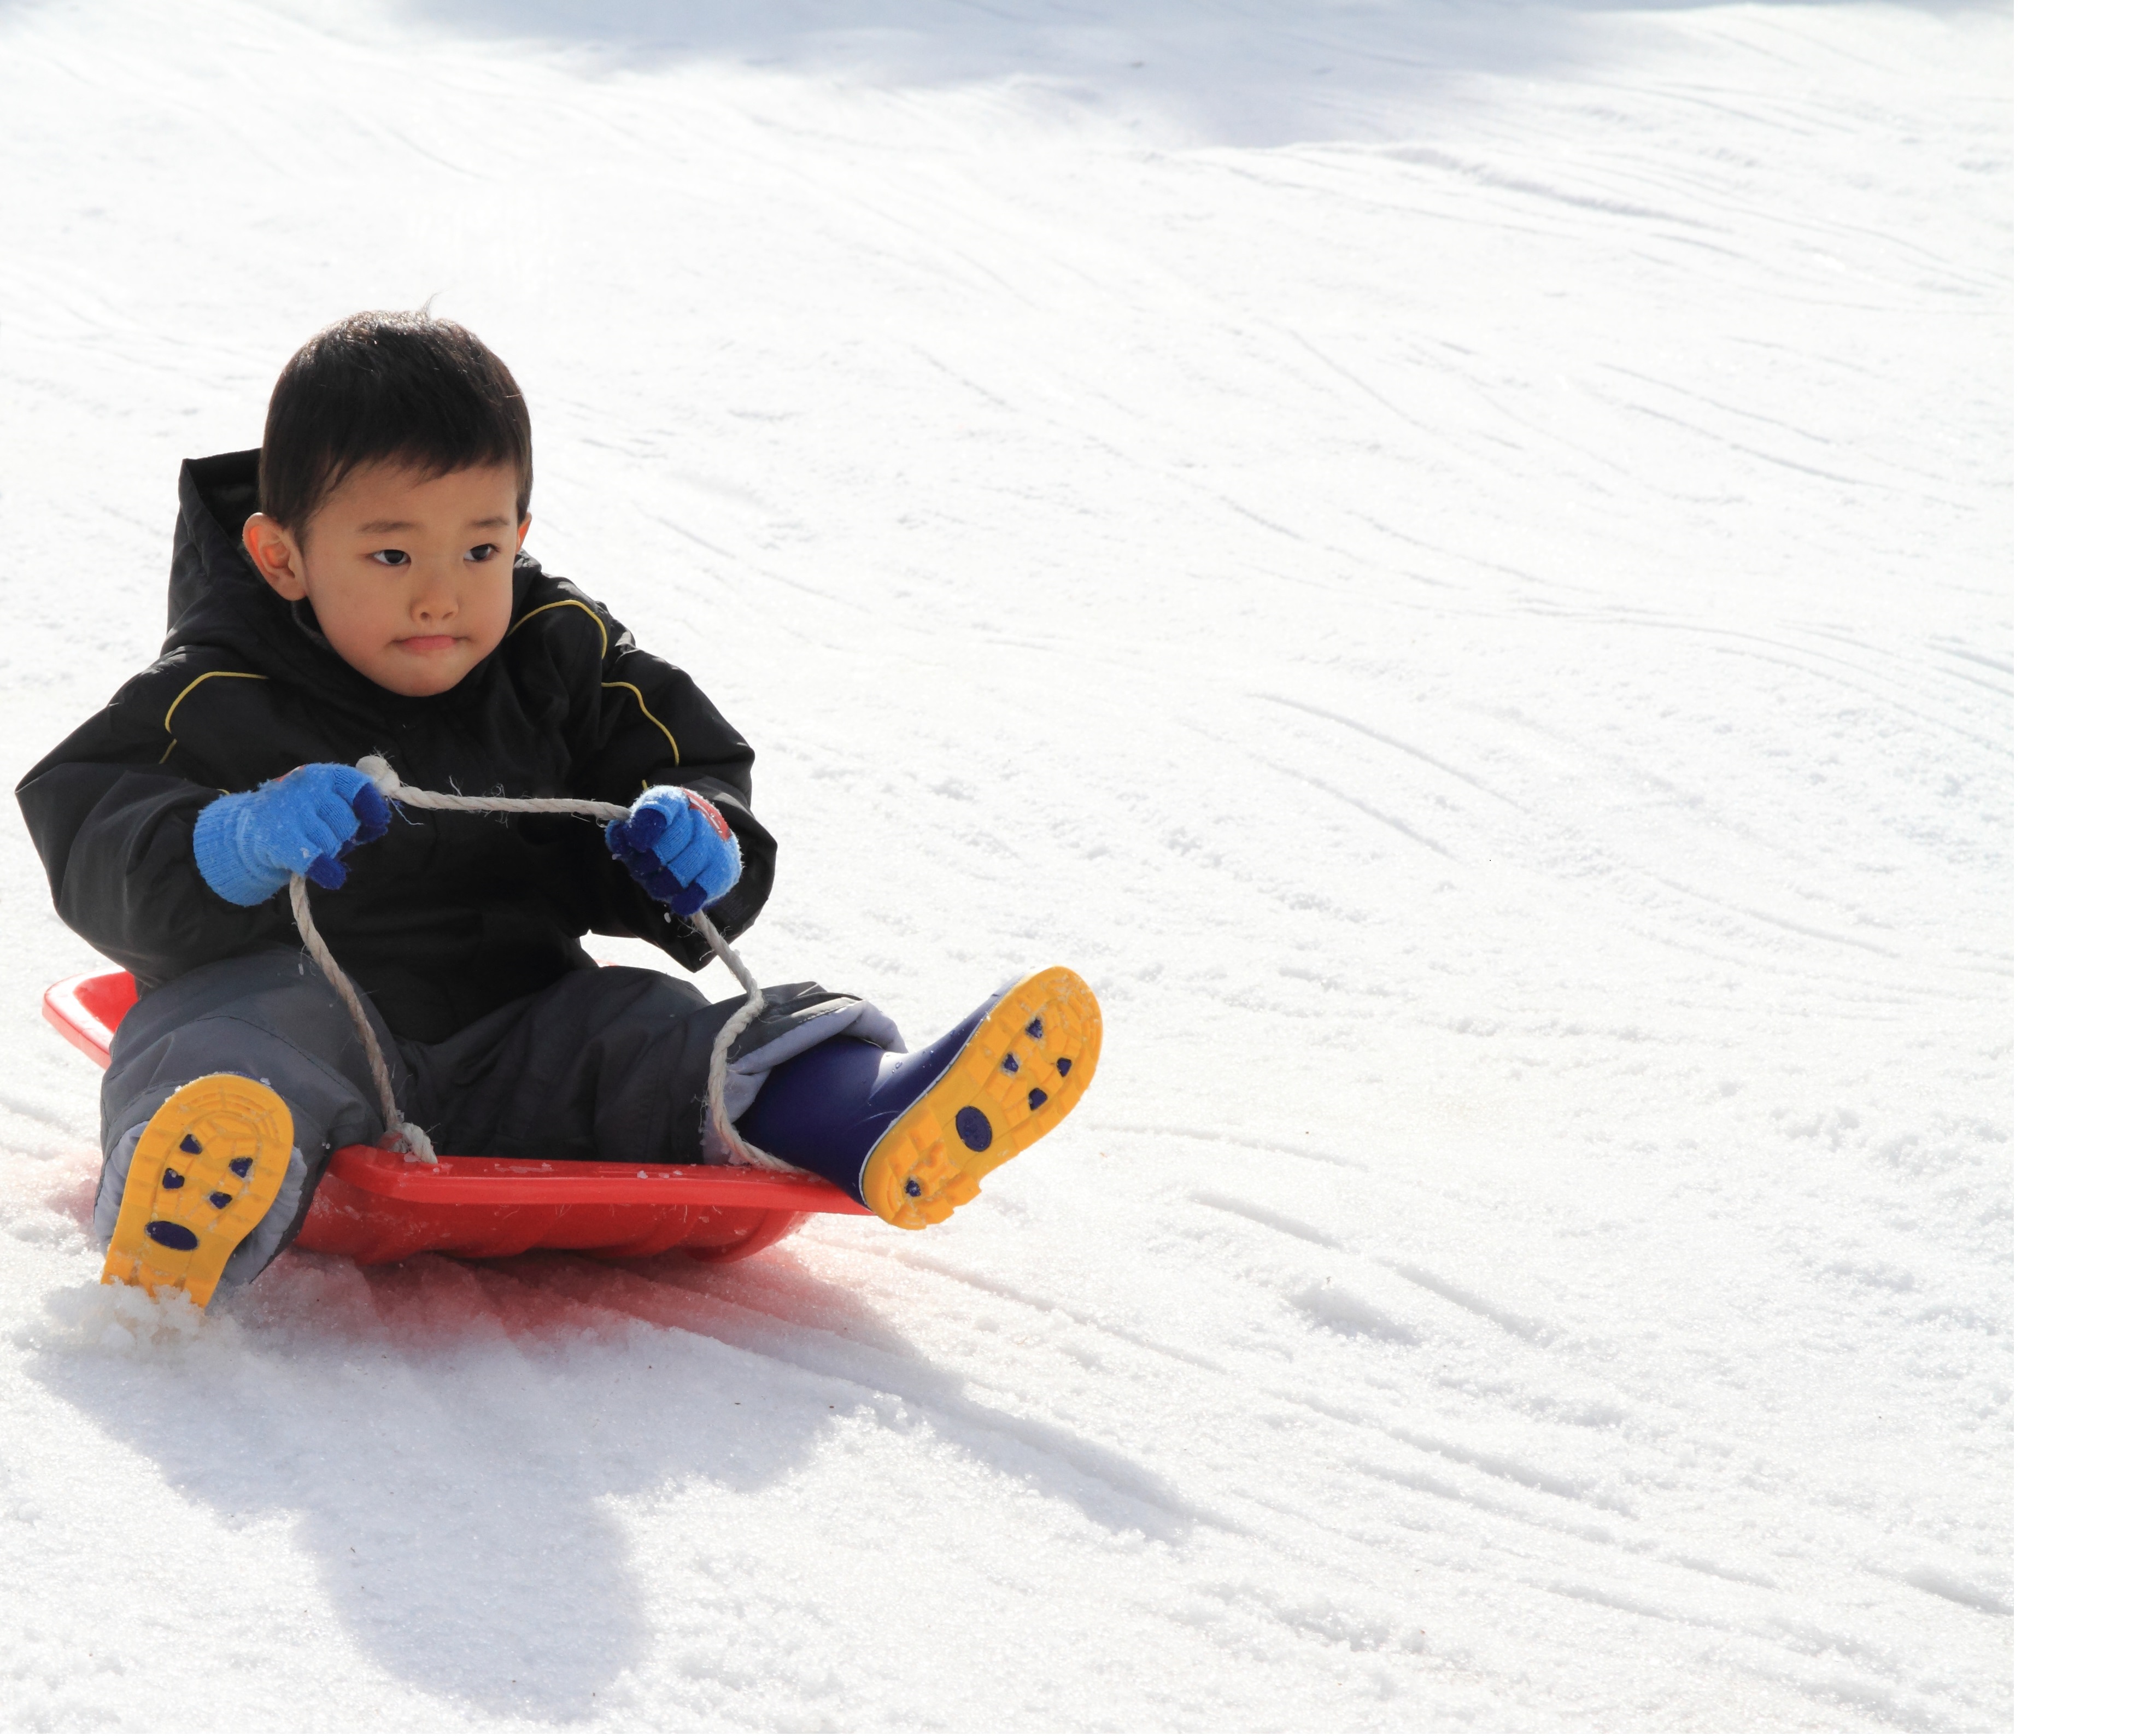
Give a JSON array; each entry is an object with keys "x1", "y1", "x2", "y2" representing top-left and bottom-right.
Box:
[
  {"x1": 556, "y1": 593, "x2": 778, "y2": 963},
  {"x1": 15, "y1": 662, "x2": 292, "y2": 988}
]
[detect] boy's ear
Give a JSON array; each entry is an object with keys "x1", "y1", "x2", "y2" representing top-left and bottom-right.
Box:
[
  {"x1": 243, "y1": 513, "x2": 308, "y2": 601},
  {"x1": 517, "y1": 514, "x2": 531, "y2": 552}
]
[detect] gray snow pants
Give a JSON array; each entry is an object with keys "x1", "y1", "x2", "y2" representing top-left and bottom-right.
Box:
[{"x1": 93, "y1": 948, "x2": 901, "y2": 1288}]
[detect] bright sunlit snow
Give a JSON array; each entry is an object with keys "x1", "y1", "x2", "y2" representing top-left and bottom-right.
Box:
[{"x1": 0, "y1": 1, "x2": 2009, "y2": 1728}]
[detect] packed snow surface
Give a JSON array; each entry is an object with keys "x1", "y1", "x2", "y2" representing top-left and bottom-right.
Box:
[{"x1": 0, "y1": 1, "x2": 2009, "y2": 1728}]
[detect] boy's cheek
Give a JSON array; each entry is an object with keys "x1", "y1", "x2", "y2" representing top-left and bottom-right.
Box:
[{"x1": 468, "y1": 577, "x2": 516, "y2": 657}]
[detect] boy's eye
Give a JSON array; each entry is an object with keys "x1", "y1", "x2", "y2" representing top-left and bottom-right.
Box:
[
  {"x1": 466, "y1": 543, "x2": 500, "y2": 562},
  {"x1": 369, "y1": 549, "x2": 410, "y2": 567}
]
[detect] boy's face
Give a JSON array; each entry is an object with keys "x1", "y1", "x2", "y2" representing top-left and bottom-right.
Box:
[{"x1": 243, "y1": 461, "x2": 528, "y2": 697}]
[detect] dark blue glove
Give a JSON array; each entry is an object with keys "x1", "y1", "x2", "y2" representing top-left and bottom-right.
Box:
[
  {"x1": 192, "y1": 763, "x2": 392, "y2": 906},
  {"x1": 605, "y1": 786, "x2": 743, "y2": 919}
]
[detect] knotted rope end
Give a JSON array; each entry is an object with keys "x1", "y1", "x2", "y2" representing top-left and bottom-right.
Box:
[
  {"x1": 354, "y1": 754, "x2": 403, "y2": 801},
  {"x1": 384, "y1": 1121, "x2": 438, "y2": 1166}
]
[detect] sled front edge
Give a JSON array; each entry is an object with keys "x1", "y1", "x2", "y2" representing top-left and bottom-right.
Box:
[
  {"x1": 44, "y1": 971, "x2": 872, "y2": 1270},
  {"x1": 43, "y1": 969, "x2": 133, "y2": 1068}
]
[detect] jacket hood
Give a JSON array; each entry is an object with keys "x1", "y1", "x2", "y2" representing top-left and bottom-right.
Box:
[
  {"x1": 166, "y1": 450, "x2": 314, "y2": 671},
  {"x1": 164, "y1": 449, "x2": 538, "y2": 705}
]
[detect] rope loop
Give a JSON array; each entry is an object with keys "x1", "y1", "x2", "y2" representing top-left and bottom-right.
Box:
[{"x1": 289, "y1": 759, "x2": 794, "y2": 1172}]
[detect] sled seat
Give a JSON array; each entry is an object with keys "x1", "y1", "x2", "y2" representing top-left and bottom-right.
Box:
[{"x1": 43, "y1": 970, "x2": 869, "y2": 1266}]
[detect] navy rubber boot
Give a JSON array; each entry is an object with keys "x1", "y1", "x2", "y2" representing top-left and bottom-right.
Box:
[
  {"x1": 734, "y1": 967, "x2": 1102, "y2": 1229},
  {"x1": 736, "y1": 1016, "x2": 983, "y2": 1201}
]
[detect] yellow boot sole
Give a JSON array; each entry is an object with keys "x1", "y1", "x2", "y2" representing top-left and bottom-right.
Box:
[
  {"x1": 859, "y1": 966, "x2": 1102, "y2": 1229},
  {"x1": 101, "y1": 1075, "x2": 294, "y2": 1306}
]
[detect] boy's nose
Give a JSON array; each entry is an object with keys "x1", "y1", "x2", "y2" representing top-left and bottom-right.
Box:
[{"x1": 412, "y1": 571, "x2": 458, "y2": 621}]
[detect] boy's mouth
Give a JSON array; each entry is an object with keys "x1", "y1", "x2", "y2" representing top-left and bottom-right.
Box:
[{"x1": 396, "y1": 635, "x2": 462, "y2": 654}]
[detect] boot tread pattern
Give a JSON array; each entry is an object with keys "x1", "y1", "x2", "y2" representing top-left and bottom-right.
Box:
[
  {"x1": 101, "y1": 1075, "x2": 293, "y2": 1306},
  {"x1": 860, "y1": 966, "x2": 1102, "y2": 1229}
]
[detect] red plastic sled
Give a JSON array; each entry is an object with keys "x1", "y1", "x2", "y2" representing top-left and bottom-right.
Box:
[{"x1": 43, "y1": 970, "x2": 869, "y2": 1266}]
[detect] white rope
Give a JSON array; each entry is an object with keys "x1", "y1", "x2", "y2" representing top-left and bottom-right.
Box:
[
  {"x1": 288, "y1": 871, "x2": 438, "y2": 1164},
  {"x1": 283, "y1": 754, "x2": 795, "y2": 1171}
]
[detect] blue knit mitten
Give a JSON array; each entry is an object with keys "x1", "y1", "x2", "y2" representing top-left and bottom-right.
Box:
[
  {"x1": 193, "y1": 764, "x2": 392, "y2": 906},
  {"x1": 605, "y1": 787, "x2": 742, "y2": 919}
]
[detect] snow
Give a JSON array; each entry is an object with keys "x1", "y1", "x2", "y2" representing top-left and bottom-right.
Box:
[{"x1": 0, "y1": 1, "x2": 2009, "y2": 1728}]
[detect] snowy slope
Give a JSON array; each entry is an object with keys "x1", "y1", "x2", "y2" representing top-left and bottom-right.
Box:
[{"x1": 0, "y1": 2, "x2": 2011, "y2": 1728}]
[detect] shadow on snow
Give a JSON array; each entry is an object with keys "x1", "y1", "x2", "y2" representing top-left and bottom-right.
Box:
[
  {"x1": 389, "y1": 0, "x2": 2006, "y2": 148},
  {"x1": 26, "y1": 1240, "x2": 1192, "y2": 1717}
]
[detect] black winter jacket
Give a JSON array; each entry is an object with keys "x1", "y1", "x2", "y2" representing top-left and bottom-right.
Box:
[{"x1": 17, "y1": 450, "x2": 777, "y2": 1043}]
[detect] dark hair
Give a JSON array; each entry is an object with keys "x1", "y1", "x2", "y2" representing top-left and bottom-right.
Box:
[{"x1": 259, "y1": 310, "x2": 532, "y2": 543}]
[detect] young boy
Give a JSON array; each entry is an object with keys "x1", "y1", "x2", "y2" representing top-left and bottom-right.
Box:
[{"x1": 17, "y1": 311, "x2": 1100, "y2": 1305}]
